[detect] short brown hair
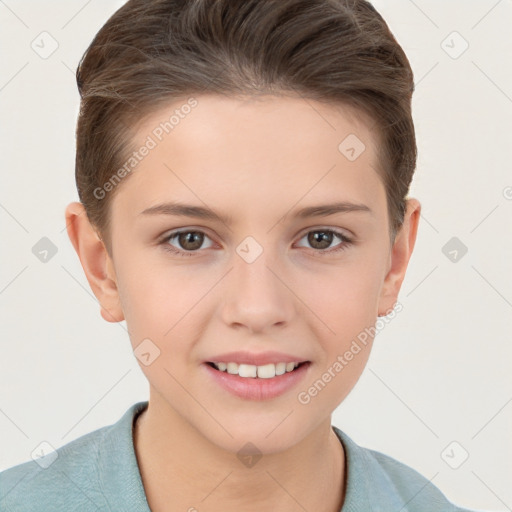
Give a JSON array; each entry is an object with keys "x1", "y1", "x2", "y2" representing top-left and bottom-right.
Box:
[{"x1": 75, "y1": 0, "x2": 417, "y2": 255}]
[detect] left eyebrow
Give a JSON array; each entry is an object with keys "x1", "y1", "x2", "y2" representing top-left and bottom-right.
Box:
[
  {"x1": 138, "y1": 200, "x2": 372, "y2": 225},
  {"x1": 293, "y1": 201, "x2": 372, "y2": 218}
]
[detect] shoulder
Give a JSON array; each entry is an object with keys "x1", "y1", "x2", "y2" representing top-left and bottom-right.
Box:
[
  {"x1": 365, "y1": 448, "x2": 478, "y2": 512},
  {"x1": 0, "y1": 401, "x2": 149, "y2": 512},
  {"x1": 0, "y1": 421, "x2": 109, "y2": 512},
  {"x1": 332, "y1": 425, "x2": 480, "y2": 512}
]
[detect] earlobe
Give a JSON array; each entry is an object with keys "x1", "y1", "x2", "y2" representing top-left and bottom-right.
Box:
[
  {"x1": 377, "y1": 198, "x2": 421, "y2": 316},
  {"x1": 64, "y1": 201, "x2": 125, "y2": 323}
]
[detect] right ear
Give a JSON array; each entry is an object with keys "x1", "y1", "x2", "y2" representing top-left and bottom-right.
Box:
[{"x1": 64, "y1": 201, "x2": 125, "y2": 323}]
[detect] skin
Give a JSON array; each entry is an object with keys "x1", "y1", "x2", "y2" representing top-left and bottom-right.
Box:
[{"x1": 65, "y1": 94, "x2": 420, "y2": 512}]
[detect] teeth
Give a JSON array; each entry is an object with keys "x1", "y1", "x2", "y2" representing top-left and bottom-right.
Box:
[
  {"x1": 256, "y1": 363, "x2": 275, "y2": 379},
  {"x1": 239, "y1": 364, "x2": 257, "y2": 378},
  {"x1": 211, "y1": 361, "x2": 302, "y2": 378},
  {"x1": 275, "y1": 362, "x2": 286, "y2": 375},
  {"x1": 227, "y1": 362, "x2": 239, "y2": 375}
]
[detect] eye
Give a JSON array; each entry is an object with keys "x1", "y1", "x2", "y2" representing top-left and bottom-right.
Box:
[
  {"x1": 295, "y1": 228, "x2": 353, "y2": 255},
  {"x1": 159, "y1": 227, "x2": 354, "y2": 258},
  {"x1": 160, "y1": 230, "x2": 215, "y2": 257}
]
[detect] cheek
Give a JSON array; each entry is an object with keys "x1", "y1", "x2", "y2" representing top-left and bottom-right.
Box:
[
  {"x1": 296, "y1": 265, "x2": 382, "y2": 408},
  {"x1": 115, "y1": 266, "x2": 198, "y2": 391},
  {"x1": 303, "y1": 256, "x2": 384, "y2": 331},
  {"x1": 115, "y1": 255, "x2": 212, "y2": 359},
  {"x1": 113, "y1": 255, "x2": 173, "y2": 346}
]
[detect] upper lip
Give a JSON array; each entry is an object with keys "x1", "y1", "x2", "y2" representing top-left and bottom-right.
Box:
[{"x1": 205, "y1": 351, "x2": 309, "y2": 366}]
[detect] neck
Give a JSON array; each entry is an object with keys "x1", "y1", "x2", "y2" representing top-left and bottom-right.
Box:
[{"x1": 133, "y1": 395, "x2": 346, "y2": 512}]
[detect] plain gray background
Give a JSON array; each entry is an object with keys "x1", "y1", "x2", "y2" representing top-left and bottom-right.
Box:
[{"x1": 1, "y1": 1, "x2": 511, "y2": 510}]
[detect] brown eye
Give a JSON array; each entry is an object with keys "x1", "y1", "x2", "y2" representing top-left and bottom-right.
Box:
[
  {"x1": 162, "y1": 230, "x2": 214, "y2": 256},
  {"x1": 295, "y1": 228, "x2": 353, "y2": 255},
  {"x1": 176, "y1": 231, "x2": 204, "y2": 251},
  {"x1": 307, "y1": 230, "x2": 334, "y2": 250}
]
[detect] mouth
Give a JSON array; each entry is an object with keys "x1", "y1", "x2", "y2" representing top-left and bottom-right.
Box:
[
  {"x1": 205, "y1": 361, "x2": 310, "y2": 379},
  {"x1": 202, "y1": 360, "x2": 312, "y2": 401}
]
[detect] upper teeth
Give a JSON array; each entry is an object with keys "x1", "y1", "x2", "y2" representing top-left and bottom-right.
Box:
[{"x1": 212, "y1": 362, "x2": 301, "y2": 378}]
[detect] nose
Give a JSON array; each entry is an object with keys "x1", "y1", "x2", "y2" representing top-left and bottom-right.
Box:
[{"x1": 220, "y1": 244, "x2": 295, "y2": 333}]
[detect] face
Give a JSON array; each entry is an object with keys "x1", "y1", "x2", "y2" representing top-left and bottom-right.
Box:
[{"x1": 77, "y1": 94, "x2": 416, "y2": 455}]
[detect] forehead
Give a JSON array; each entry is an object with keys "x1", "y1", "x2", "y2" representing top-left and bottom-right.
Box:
[
  {"x1": 112, "y1": 94, "x2": 385, "y2": 223},
  {"x1": 135, "y1": 93, "x2": 379, "y2": 162}
]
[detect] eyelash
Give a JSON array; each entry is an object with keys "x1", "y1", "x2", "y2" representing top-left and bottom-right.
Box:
[{"x1": 159, "y1": 228, "x2": 354, "y2": 258}]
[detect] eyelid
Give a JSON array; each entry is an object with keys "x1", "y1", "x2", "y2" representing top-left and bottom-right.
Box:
[
  {"x1": 159, "y1": 226, "x2": 216, "y2": 242},
  {"x1": 296, "y1": 224, "x2": 355, "y2": 240}
]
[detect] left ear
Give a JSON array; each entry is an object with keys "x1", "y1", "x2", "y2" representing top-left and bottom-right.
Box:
[{"x1": 377, "y1": 198, "x2": 421, "y2": 316}]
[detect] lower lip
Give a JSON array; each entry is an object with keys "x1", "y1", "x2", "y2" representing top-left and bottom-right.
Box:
[{"x1": 202, "y1": 362, "x2": 311, "y2": 401}]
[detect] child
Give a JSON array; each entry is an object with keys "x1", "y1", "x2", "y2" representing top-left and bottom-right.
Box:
[{"x1": 0, "y1": 0, "x2": 479, "y2": 510}]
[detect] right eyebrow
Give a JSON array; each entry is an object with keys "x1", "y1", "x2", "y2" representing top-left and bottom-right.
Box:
[{"x1": 138, "y1": 202, "x2": 233, "y2": 224}]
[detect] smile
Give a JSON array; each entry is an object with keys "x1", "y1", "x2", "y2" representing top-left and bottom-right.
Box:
[
  {"x1": 203, "y1": 361, "x2": 311, "y2": 400},
  {"x1": 208, "y1": 361, "x2": 305, "y2": 378}
]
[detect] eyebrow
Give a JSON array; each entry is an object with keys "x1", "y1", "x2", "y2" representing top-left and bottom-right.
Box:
[{"x1": 138, "y1": 200, "x2": 372, "y2": 224}]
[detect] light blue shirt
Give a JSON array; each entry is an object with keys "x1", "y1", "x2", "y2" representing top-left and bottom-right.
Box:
[{"x1": 0, "y1": 401, "x2": 478, "y2": 511}]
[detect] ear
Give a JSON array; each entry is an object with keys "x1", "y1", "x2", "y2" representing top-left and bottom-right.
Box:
[
  {"x1": 377, "y1": 198, "x2": 421, "y2": 316},
  {"x1": 64, "y1": 201, "x2": 124, "y2": 323}
]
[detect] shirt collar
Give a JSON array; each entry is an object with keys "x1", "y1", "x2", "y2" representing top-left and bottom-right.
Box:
[
  {"x1": 332, "y1": 425, "x2": 412, "y2": 511},
  {"x1": 100, "y1": 401, "x2": 404, "y2": 512},
  {"x1": 98, "y1": 400, "x2": 151, "y2": 511}
]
